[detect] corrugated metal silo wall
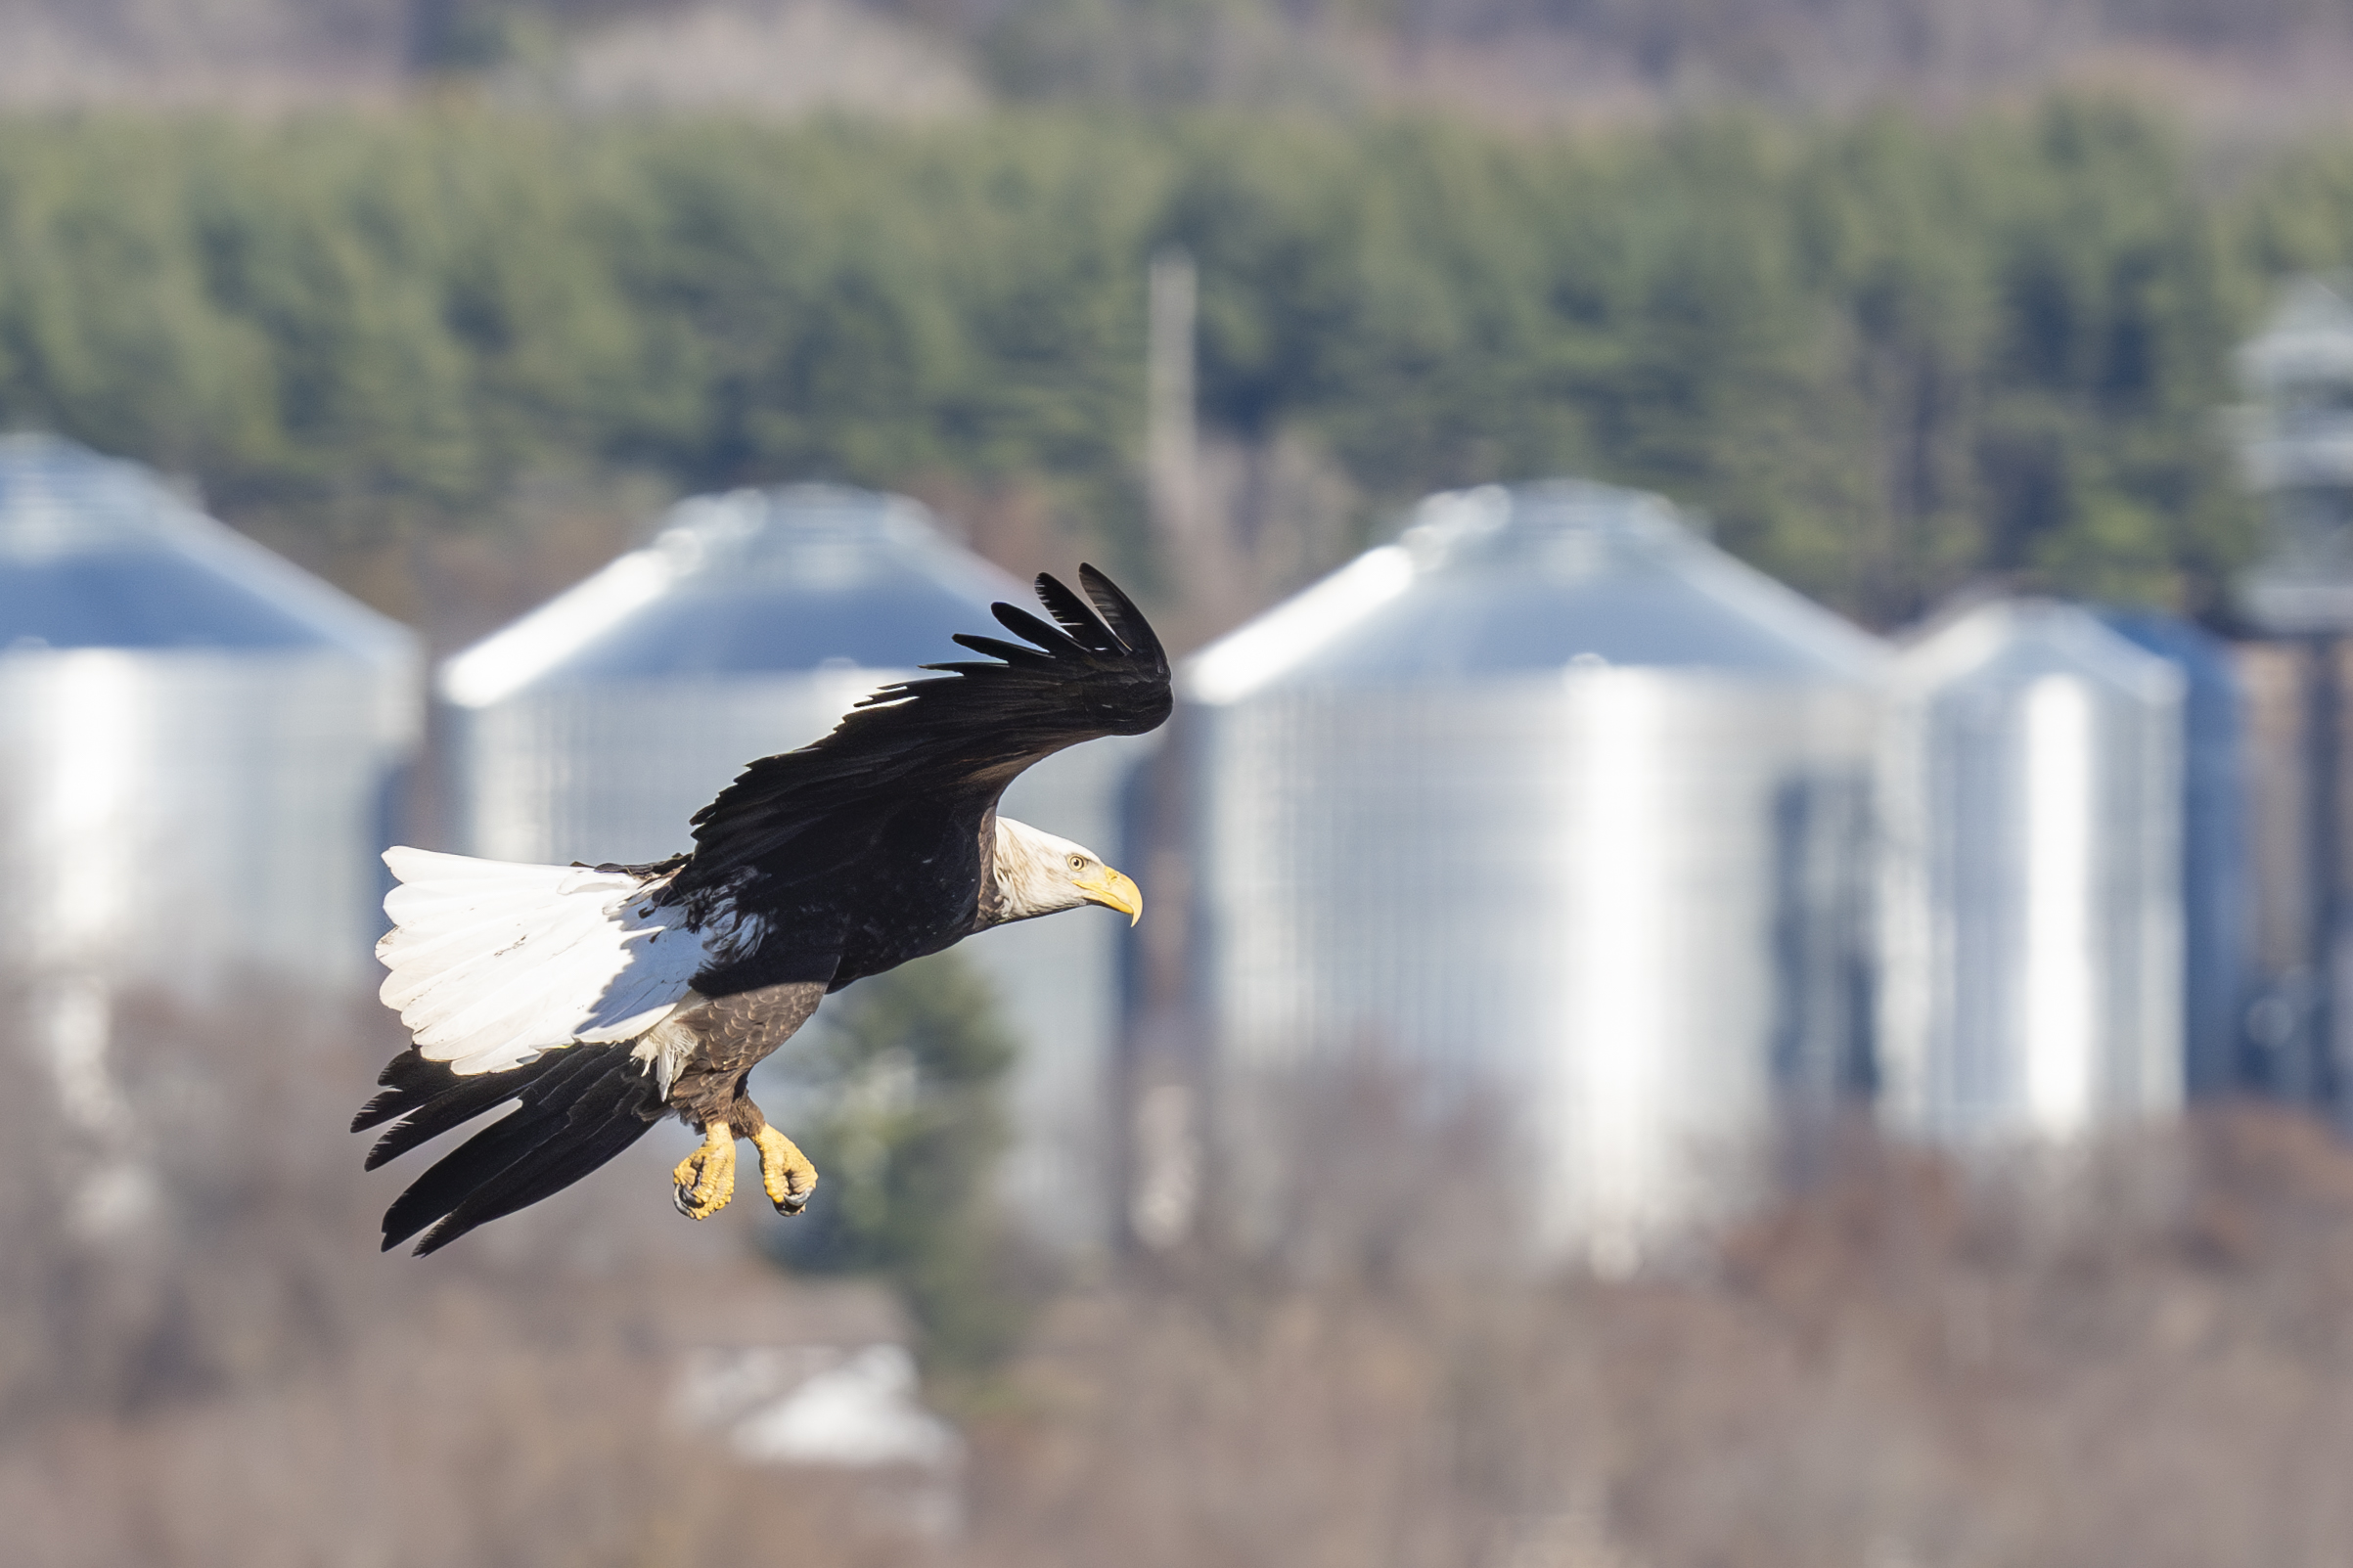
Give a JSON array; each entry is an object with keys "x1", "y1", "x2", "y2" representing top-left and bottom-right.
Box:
[
  {"x1": 1192, "y1": 670, "x2": 1878, "y2": 1265},
  {"x1": 0, "y1": 648, "x2": 413, "y2": 1000},
  {"x1": 2091, "y1": 612, "x2": 2248, "y2": 1100},
  {"x1": 447, "y1": 674, "x2": 1143, "y2": 1258},
  {"x1": 1878, "y1": 629, "x2": 2185, "y2": 1144}
]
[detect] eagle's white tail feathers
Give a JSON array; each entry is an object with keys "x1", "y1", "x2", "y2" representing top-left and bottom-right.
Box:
[{"x1": 377, "y1": 847, "x2": 706, "y2": 1077}]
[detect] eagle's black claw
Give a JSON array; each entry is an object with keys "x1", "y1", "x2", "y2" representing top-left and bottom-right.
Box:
[
  {"x1": 752, "y1": 1125, "x2": 817, "y2": 1216},
  {"x1": 670, "y1": 1125, "x2": 737, "y2": 1219}
]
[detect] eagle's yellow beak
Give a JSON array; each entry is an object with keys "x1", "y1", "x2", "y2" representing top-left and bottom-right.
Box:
[{"x1": 1075, "y1": 866, "x2": 1144, "y2": 925}]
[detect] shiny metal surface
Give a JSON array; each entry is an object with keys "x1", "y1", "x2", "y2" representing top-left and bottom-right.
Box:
[
  {"x1": 440, "y1": 485, "x2": 1144, "y2": 1256},
  {"x1": 2092, "y1": 608, "x2": 2246, "y2": 1099},
  {"x1": 1878, "y1": 599, "x2": 2184, "y2": 1144},
  {"x1": 1185, "y1": 481, "x2": 1886, "y2": 1264},
  {"x1": 0, "y1": 433, "x2": 422, "y2": 994}
]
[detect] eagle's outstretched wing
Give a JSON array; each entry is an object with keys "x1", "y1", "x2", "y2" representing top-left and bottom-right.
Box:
[{"x1": 669, "y1": 564, "x2": 1169, "y2": 897}]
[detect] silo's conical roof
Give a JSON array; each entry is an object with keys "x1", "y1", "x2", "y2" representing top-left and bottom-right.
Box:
[
  {"x1": 441, "y1": 485, "x2": 1023, "y2": 708},
  {"x1": 0, "y1": 432, "x2": 416, "y2": 665},
  {"x1": 1185, "y1": 480, "x2": 1885, "y2": 703},
  {"x1": 1896, "y1": 598, "x2": 2180, "y2": 705}
]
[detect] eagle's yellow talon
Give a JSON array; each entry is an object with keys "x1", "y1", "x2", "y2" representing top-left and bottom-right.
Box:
[
  {"x1": 672, "y1": 1120, "x2": 737, "y2": 1219},
  {"x1": 753, "y1": 1125, "x2": 819, "y2": 1215}
]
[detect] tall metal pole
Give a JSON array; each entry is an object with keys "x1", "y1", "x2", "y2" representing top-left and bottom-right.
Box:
[{"x1": 1148, "y1": 248, "x2": 1199, "y2": 552}]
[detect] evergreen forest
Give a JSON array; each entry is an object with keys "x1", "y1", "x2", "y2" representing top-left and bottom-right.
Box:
[{"x1": 4, "y1": 100, "x2": 2353, "y2": 627}]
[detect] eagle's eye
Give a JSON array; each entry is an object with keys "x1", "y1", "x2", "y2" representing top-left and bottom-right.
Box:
[{"x1": 1067, "y1": 853, "x2": 1087, "y2": 872}]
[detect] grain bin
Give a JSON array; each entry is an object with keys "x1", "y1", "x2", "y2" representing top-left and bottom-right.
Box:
[
  {"x1": 2092, "y1": 608, "x2": 2246, "y2": 1099},
  {"x1": 0, "y1": 433, "x2": 420, "y2": 991},
  {"x1": 1878, "y1": 599, "x2": 2184, "y2": 1144},
  {"x1": 1183, "y1": 480, "x2": 1886, "y2": 1265}
]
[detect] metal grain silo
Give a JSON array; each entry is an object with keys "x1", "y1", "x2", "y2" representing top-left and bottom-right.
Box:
[
  {"x1": 1183, "y1": 481, "x2": 1887, "y2": 1266},
  {"x1": 0, "y1": 433, "x2": 421, "y2": 1229},
  {"x1": 1878, "y1": 599, "x2": 2184, "y2": 1145},
  {"x1": 0, "y1": 433, "x2": 421, "y2": 990},
  {"x1": 2091, "y1": 608, "x2": 2248, "y2": 1099},
  {"x1": 439, "y1": 485, "x2": 1145, "y2": 1256}
]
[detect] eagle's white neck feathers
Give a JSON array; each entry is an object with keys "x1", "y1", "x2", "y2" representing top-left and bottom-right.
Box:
[{"x1": 991, "y1": 817, "x2": 1109, "y2": 923}]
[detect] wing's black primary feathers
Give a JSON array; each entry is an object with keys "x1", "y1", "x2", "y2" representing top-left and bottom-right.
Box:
[
  {"x1": 951, "y1": 633, "x2": 1060, "y2": 669},
  {"x1": 375, "y1": 1042, "x2": 659, "y2": 1254},
  {"x1": 672, "y1": 564, "x2": 1170, "y2": 897},
  {"x1": 1070, "y1": 564, "x2": 1159, "y2": 654},
  {"x1": 411, "y1": 1072, "x2": 659, "y2": 1255},
  {"x1": 986, "y1": 602, "x2": 1090, "y2": 658},
  {"x1": 1037, "y1": 570, "x2": 1130, "y2": 651},
  {"x1": 356, "y1": 1050, "x2": 556, "y2": 1169},
  {"x1": 352, "y1": 1049, "x2": 443, "y2": 1132},
  {"x1": 377, "y1": 1047, "x2": 615, "y2": 1249}
]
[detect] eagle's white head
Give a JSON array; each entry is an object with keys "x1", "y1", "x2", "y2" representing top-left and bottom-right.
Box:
[{"x1": 991, "y1": 817, "x2": 1144, "y2": 925}]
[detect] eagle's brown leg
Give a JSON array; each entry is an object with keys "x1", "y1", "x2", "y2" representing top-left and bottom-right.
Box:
[
  {"x1": 672, "y1": 1118, "x2": 738, "y2": 1219},
  {"x1": 751, "y1": 1122, "x2": 818, "y2": 1215}
]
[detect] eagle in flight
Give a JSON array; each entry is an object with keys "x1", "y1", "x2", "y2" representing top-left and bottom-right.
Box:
[{"x1": 355, "y1": 566, "x2": 1169, "y2": 1254}]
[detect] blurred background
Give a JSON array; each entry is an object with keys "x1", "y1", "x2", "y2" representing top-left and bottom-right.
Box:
[{"x1": 11, "y1": 4, "x2": 2353, "y2": 1563}]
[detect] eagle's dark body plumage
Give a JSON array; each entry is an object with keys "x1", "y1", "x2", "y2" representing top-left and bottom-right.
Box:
[{"x1": 356, "y1": 566, "x2": 1168, "y2": 1254}]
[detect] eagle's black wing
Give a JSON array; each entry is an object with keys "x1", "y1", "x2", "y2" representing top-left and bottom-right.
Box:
[{"x1": 667, "y1": 564, "x2": 1169, "y2": 898}]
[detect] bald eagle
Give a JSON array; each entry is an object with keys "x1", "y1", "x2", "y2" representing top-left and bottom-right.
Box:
[{"x1": 355, "y1": 566, "x2": 1169, "y2": 1254}]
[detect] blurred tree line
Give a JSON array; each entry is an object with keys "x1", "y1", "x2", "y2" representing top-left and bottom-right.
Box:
[
  {"x1": 5, "y1": 98, "x2": 2353, "y2": 624},
  {"x1": 410, "y1": 0, "x2": 2353, "y2": 109}
]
